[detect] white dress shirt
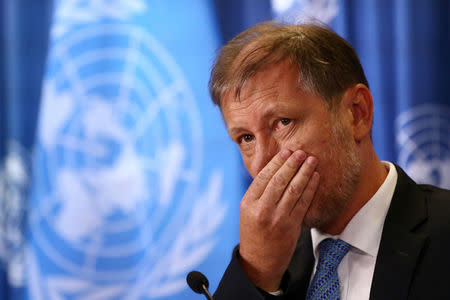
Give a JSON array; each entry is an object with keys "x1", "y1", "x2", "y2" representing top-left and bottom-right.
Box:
[{"x1": 310, "y1": 161, "x2": 398, "y2": 300}]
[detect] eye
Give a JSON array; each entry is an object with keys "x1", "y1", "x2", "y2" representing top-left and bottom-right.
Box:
[
  {"x1": 275, "y1": 118, "x2": 292, "y2": 130},
  {"x1": 238, "y1": 134, "x2": 254, "y2": 144},
  {"x1": 275, "y1": 118, "x2": 293, "y2": 132},
  {"x1": 280, "y1": 118, "x2": 291, "y2": 126}
]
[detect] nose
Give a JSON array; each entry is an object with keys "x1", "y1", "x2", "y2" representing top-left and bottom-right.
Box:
[{"x1": 247, "y1": 138, "x2": 280, "y2": 178}]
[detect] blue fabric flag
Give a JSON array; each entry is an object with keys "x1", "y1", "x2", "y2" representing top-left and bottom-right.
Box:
[
  {"x1": 24, "y1": 1, "x2": 240, "y2": 299},
  {"x1": 0, "y1": 1, "x2": 52, "y2": 299},
  {"x1": 3, "y1": 1, "x2": 449, "y2": 299}
]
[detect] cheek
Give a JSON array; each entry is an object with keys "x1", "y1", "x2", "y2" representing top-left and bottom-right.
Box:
[
  {"x1": 291, "y1": 132, "x2": 335, "y2": 180},
  {"x1": 282, "y1": 121, "x2": 321, "y2": 153},
  {"x1": 283, "y1": 131, "x2": 325, "y2": 158},
  {"x1": 302, "y1": 120, "x2": 335, "y2": 157},
  {"x1": 281, "y1": 131, "x2": 307, "y2": 153}
]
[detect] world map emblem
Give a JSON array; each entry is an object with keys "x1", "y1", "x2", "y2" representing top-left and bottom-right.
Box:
[
  {"x1": 396, "y1": 104, "x2": 450, "y2": 189},
  {"x1": 0, "y1": 140, "x2": 30, "y2": 287},
  {"x1": 272, "y1": 0, "x2": 339, "y2": 24},
  {"x1": 29, "y1": 23, "x2": 226, "y2": 299}
]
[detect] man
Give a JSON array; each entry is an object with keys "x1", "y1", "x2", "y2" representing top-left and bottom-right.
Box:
[{"x1": 209, "y1": 22, "x2": 450, "y2": 300}]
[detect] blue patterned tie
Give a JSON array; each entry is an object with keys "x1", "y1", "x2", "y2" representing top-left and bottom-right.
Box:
[{"x1": 306, "y1": 238, "x2": 351, "y2": 300}]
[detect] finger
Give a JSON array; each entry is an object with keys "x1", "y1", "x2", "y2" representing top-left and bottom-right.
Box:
[
  {"x1": 245, "y1": 149, "x2": 292, "y2": 200},
  {"x1": 276, "y1": 155, "x2": 318, "y2": 214},
  {"x1": 290, "y1": 171, "x2": 320, "y2": 219},
  {"x1": 260, "y1": 150, "x2": 307, "y2": 206}
]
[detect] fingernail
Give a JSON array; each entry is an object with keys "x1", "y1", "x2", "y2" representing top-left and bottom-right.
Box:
[
  {"x1": 280, "y1": 149, "x2": 291, "y2": 159},
  {"x1": 294, "y1": 150, "x2": 306, "y2": 161},
  {"x1": 306, "y1": 156, "x2": 317, "y2": 165}
]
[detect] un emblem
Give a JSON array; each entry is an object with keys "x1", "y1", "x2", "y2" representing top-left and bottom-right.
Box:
[
  {"x1": 29, "y1": 23, "x2": 226, "y2": 299},
  {"x1": 396, "y1": 104, "x2": 450, "y2": 189},
  {"x1": 0, "y1": 140, "x2": 30, "y2": 287},
  {"x1": 272, "y1": 0, "x2": 339, "y2": 24}
]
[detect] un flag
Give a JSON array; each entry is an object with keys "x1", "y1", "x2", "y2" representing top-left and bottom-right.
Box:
[{"x1": 26, "y1": 1, "x2": 240, "y2": 299}]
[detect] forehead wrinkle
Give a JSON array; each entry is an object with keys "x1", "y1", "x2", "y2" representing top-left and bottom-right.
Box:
[
  {"x1": 225, "y1": 81, "x2": 279, "y2": 113},
  {"x1": 224, "y1": 65, "x2": 294, "y2": 136},
  {"x1": 226, "y1": 58, "x2": 292, "y2": 108}
]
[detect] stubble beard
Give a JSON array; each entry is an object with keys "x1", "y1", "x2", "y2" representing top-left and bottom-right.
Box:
[{"x1": 302, "y1": 119, "x2": 362, "y2": 231}]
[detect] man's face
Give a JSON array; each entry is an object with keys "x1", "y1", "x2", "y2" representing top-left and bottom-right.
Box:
[{"x1": 221, "y1": 61, "x2": 362, "y2": 230}]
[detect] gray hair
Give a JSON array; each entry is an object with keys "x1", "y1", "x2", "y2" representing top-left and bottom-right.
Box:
[{"x1": 209, "y1": 21, "x2": 369, "y2": 109}]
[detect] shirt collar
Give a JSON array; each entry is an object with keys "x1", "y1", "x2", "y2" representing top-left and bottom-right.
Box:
[{"x1": 311, "y1": 162, "x2": 398, "y2": 259}]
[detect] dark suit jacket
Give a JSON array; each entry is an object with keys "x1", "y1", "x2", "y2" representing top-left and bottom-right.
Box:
[{"x1": 214, "y1": 166, "x2": 450, "y2": 299}]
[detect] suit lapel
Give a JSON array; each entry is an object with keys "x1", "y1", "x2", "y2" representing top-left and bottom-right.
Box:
[
  {"x1": 285, "y1": 230, "x2": 315, "y2": 299},
  {"x1": 369, "y1": 166, "x2": 428, "y2": 300}
]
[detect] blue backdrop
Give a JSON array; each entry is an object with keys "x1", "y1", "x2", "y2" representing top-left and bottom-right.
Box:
[{"x1": 1, "y1": 1, "x2": 449, "y2": 299}]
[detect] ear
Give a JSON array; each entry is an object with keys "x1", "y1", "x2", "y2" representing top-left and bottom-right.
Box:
[{"x1": 340, "y1": 84, "x2": 373, "y2": 142}]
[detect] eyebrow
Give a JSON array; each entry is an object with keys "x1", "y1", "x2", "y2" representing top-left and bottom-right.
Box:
[
  {"x1": 228, "y1": 126, "x2": 247, "y2": 138},
  {"x1": 227, "y1": 102, "x2": 292, "y2": 138}
]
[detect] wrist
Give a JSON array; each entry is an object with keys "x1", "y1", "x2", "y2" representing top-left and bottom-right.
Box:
[{"x1": 237, "y1": 251, "x2": 284, "y2": 292}]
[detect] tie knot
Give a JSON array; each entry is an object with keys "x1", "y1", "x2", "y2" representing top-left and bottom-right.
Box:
[{"x1": 317, "y1": 238, "x2": 351, "y2": 270}]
